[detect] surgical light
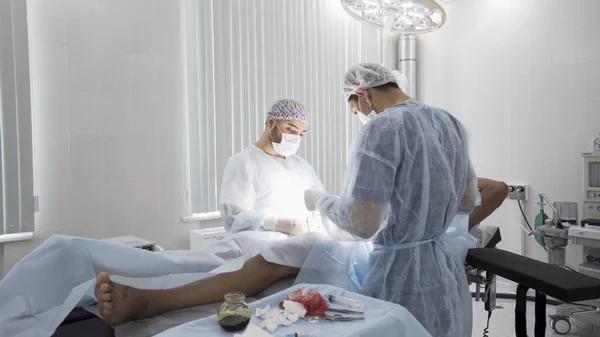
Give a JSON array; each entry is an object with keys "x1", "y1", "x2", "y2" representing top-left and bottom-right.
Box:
[{"x1": 341, "y1": 0, "x2": 446, "y2": 34}]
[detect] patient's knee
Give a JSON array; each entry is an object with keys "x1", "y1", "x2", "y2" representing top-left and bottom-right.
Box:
[
  {"x1": 46, "y1": 235, "x2": 80, "y2": 251},
  {"x1": 243, "y1": 255, "x2": 300, "y2": 279}
]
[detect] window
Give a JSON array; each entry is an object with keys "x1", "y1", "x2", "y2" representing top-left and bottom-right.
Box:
[
  {"x1": 185, "y1": 0, "x2": 381, "y2": 216},
  {"x1": 0, "y1": 0, "x2": 35, "y2": 240}
]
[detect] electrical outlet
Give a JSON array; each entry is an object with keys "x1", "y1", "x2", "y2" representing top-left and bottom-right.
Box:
[{"x1": 507, "y1": 184, "x2": 528, "y2": 200}]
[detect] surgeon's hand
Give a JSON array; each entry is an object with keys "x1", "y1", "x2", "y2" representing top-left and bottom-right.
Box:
[
  {"x1": 304, "y1": 189, "x2": 329, "y2": 211},
  {"x1": 263, "y1": 217, "x2": 310, "y2": 236}
]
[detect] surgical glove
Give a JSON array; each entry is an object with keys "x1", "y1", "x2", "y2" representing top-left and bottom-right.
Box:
[
  {"x1": 263, "y1": 217, "x2": 309, "y2": 236},
  {"x1": 304, "y1": 189, "x2": 329, "y2": 211}
]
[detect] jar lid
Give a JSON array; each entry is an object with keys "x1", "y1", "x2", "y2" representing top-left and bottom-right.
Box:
[{"x1": 224, "y1": 292, "x2": 246, "y2": 303}]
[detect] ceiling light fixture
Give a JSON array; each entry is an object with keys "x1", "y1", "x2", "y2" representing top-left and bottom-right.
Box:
[{"x1": 341, "y1": 0, "x2": 446, "y2": 34}]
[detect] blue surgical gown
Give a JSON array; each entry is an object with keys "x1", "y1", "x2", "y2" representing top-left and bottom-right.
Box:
[{"x1": 314, "y1": 100, "x2": 478, "y2": 337}]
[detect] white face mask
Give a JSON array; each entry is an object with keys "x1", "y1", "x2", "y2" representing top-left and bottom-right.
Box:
[
  {"x1": 357, "y1": 98, "x2": 377, "y2": 125},
  {"x1": 358, "y1": 111, "x2": 377, "y2": 125},
  {"x1": 271, "y1": 122, "x2": 302, "y2": 157}
]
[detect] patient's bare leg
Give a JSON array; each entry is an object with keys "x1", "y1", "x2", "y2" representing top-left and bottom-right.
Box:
[{"x1": 95, "y1": 255, "x2": 300, "y2": 325}]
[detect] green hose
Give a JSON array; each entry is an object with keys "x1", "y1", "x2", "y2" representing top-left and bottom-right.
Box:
[{"x1": 534, "y1": 208, "x2": 548, "y2": 249}]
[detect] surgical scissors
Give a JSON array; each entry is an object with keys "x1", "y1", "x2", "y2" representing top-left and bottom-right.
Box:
[
  {"x1": 323, "y1": 313, "x2": 365, "y2": 322},
  {"x1": 325, "y1": 308, "x2": 364, "y2": 315},
  {"x1": 303, "y1": 313, "x2": 365, "y2": 323}
]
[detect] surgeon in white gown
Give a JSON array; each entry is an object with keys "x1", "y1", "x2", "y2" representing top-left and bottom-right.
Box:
[{"x1": 219, "y1": 98, "x2": 324, "y2": 235}]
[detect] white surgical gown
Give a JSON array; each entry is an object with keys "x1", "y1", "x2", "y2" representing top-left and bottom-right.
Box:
[
  {"x1": 219, "y1": 145, "x2": 324, "y2": 232},
  {"x1": 314, "y1": 100, "x2": 478, "y2": 337}
]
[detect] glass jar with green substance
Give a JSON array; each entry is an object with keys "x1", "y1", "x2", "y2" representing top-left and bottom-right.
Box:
[{"x1": 217, "y1": 292, "x2": 252, "y2": 332}]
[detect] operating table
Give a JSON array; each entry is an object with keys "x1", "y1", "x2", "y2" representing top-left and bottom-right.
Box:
[
  {"x1": 467, "y1": 228, "x2": 600, "y2": 337},
  {"x1": 52, "y1": 308, "x2": 114, "y2": 337},
  {"x1": 53, "y1": 227, "x2": 600, "y2": 337}
]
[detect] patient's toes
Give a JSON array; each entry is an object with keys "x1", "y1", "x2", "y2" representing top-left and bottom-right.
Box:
[
  {"x1": 100, "y1": 282, "x2": 112, "y2": 293},
  {"x1": 96, "y1": 272, "x2": 111, "y2": 285}
]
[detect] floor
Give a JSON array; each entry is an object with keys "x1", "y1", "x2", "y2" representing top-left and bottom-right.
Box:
[{"x1": 472, "y1": 298, "x2": 599, "y2": 337}]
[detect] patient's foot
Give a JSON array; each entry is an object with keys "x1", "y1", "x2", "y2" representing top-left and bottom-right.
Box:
[{"x1": 95, "y1": 272, "x2": 149, "y2": 325}]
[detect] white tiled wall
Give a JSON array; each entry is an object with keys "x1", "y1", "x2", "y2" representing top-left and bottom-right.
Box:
[
  {"x1": 1, "y1": 0, "x2": 191, "y2": 275},
  {"x1": 419, "y1": 0, "x2": 600, "y2": 265}
]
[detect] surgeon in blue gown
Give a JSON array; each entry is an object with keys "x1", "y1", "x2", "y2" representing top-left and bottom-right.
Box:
[{"x1": 303, "y1": 62, "x2": 481, "y2": 337}]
